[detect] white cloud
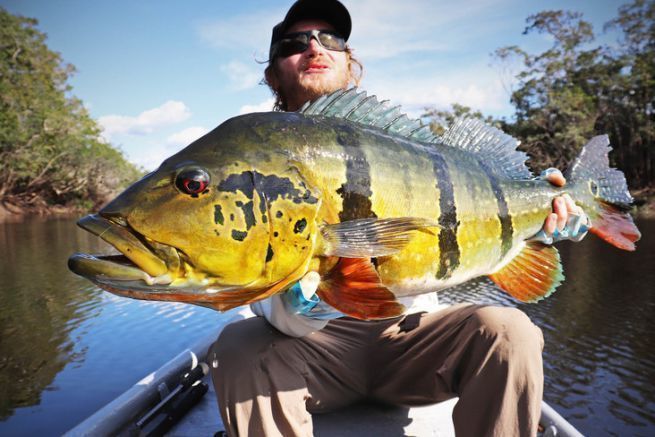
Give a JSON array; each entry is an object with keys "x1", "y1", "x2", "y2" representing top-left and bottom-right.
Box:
[
  {"x1": 239, "y1": 98, "x2": 275, "y2": 114},
  {"x1": 127, "y1": 144, "x2": 172, "y2": 172},
  {"x1": 166, "y1": 126, "x2": 209, "y2": 147},
  {"x1": 348, "y1": 0, "x2": 511, "y2": 60},
  {"x1": 99, "y1": 101, "x2": 191, "y2": 138},
  {"x1": 221, "y1": 60, "x2": 262, "y2": 90},
  {"x1": 363, "y1": 61, "x2": 515, "y2": 117}
]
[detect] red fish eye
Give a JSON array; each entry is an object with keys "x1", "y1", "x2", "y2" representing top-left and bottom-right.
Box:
[{"x1": 175, "y1": 168, "x2": 210, "y2": 195}]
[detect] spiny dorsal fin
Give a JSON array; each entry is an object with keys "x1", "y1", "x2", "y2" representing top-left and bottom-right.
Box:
[
  {"x1": 438, "y1": 118, "x2": 533, "y2": 180},
  {"x1": 300, "y1": 89, "x2": 532, "y2": 178},
  {"x1": 299, "y1": 88, "x2": 438, "y2": 143}
]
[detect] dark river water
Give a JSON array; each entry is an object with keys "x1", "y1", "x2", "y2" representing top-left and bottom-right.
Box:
[{"x1": 0, "y1": 218, "x2": 653, "y2": 436}]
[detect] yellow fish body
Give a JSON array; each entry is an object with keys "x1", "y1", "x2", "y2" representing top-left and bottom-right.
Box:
[{"x1": 69, "y1": 89, "x2": 641, "y2": 319}]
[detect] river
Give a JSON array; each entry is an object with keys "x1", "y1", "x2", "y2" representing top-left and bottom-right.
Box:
[{"x1": 0, "y1": 218, "x2": 653, "y2": 436}]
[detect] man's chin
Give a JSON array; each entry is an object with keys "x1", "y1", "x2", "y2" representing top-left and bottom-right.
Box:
[{"x1": 299, "y1": 77, "x2": 348, "y2": 101}]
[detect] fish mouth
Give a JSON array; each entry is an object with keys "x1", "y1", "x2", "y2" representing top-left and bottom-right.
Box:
[{"x1": 68, "y1": 214, "x2": 232, "y2": 295}]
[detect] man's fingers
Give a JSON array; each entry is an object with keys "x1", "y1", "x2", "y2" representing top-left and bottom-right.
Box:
[
  {"x1": 553, "y1": 197, "x2": 568, "y2": 231},
  {"x1": 543, "y1": 213, "x2": 558, "y2": 235},
  {"x1": 543, "y1": 169, "x2": 566, "y2": 187},
  {"x1": 562, "y1": 193, "x2": 578, "y2": 214}
]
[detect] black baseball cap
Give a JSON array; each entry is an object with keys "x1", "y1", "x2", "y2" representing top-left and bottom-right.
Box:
[{"x1": 269, "y1": 0, "x2": 352, "y2": 59}]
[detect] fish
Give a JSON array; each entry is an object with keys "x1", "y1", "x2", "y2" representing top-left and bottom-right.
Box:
[{"x1": 68, "y1": 88, "x2": 641, "y2": 320}]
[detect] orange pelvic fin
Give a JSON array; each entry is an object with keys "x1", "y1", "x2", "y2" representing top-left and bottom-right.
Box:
[
  {"x1": 589, "y1": 203, "x2": 641, "y2": 251},
  {"x1": 316, "y1": 257, "x2": 405, "y2": 320},
  {"x1": 488, "y1": 242, "x2": 564, "y2": 303}
]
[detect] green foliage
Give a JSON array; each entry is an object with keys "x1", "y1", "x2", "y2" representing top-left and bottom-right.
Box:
[
  {"x1": 0, "y1": 8, "x2": 142, "y2": 211},
  {"x1": 494, "y1": 1, "x2": 654, "y2": 185},
  {"x1": 422, "y1": 103, "x2": 497, "y2": 136}
]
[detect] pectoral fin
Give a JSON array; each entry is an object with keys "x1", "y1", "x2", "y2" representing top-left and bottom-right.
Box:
[
  {"x1": 488, "y1": 242, "x2": 564, "y2": 303},
  {"x1": 319, "y1": 217, "x2": 439, "y2": 258},
  {"x1": 316, "y1": 257, "x2": 405, "y2": 320}
]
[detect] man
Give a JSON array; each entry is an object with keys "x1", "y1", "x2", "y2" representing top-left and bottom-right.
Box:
[{"x1": 209, "y1": 1, "x2": 587, "y2": 436}]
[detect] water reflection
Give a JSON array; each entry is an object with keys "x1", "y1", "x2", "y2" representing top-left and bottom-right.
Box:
[{"x1": 0, "y1": 218, "x2": 105, "y2": 419}]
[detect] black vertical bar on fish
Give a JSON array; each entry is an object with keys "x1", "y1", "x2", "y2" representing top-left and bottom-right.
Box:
[
  {"x1": 335, "y1": 126, "x2": 377, "y2": 221},
  {"x1": 478, "y1": 161, "x2": 514, "y2": 259},
  {"x1": 432, "y1": 151, "x2": 460, "y2": 279}
]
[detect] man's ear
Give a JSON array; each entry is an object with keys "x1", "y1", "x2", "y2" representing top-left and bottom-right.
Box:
[{"x1": 264, "y1": 66, "x2": 278, "y2": 91}]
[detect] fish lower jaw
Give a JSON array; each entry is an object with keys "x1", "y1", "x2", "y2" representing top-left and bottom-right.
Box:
[{"x1": 144, "y1": 273, "x2": 174, "y2": 286}]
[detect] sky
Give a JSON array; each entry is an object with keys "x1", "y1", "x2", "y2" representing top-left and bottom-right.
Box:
[{"x1": 3, "y1": 0, "x2": 624, "y2": 170}]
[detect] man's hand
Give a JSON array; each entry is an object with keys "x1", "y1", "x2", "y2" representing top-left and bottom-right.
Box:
[
  {"x1": 283, "y1": 271, "x2": 321, "y2": 314},
  {"x1": 532, "y1": 168, "x2": 590, "y2": 244}
]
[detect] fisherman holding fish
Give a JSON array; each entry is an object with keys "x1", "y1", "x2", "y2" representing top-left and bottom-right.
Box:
[
  {"x1": 68, "y1": 0, "x2": 640, "y2": 435},
  {"x1": 207, "y1": 1, "x2": 592, "y2": 436}
]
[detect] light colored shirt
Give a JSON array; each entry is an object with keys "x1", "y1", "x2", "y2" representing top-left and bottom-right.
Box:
[{"x1": 250, "y1": 292, "x2": 441, "y2": 338}]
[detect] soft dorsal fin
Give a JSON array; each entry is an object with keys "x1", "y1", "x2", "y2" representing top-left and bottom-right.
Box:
[
  {"x1": 299, "y1": 88, "x2": 438, "y2": 143},
  {"x1": 438, "y1": 118, "x2": 533, "y2": 180}
]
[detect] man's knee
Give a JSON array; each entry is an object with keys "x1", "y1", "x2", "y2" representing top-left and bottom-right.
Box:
[{"x1": 468, "y1": 306, "x2": 544, "y2": 352}]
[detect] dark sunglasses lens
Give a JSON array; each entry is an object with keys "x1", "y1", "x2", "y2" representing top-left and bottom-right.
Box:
[
  {"x1": 317, "y1": 32, "x2": 346, "y2": 51},
  {"x1": 275, "y1": 37, "x2": 308, "y2": 57}
]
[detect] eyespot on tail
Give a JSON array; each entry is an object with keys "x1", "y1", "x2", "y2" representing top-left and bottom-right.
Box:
[{"x1": 566, "y1": 135, "x2": 641, "y2": 251}]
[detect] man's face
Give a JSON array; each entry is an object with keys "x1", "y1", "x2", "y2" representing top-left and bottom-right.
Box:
[{"x1": 269, "y1": 19, "x2": 350, "y2": 111}]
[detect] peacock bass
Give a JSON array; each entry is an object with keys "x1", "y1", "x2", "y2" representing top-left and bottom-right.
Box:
[{"x1": 68, "y1": 89, "x2": 641, "y2": 320}]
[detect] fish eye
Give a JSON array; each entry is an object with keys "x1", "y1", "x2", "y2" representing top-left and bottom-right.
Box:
[{"x1": 175, "y1": 168, "x2": 210, "y2": 195}]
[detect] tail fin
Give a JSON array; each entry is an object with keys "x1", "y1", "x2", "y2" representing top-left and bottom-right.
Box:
[{"x1": 566, "y1": 135, "x2": 641, "y2": 251}]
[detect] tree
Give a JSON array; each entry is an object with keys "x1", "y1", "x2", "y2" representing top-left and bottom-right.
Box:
[
  {"x1": 493, "y1": 1, "x2": 654, "y2": 187},
  {"x1": 0, "y1": 8, "x2": 141, "y2": 212}
]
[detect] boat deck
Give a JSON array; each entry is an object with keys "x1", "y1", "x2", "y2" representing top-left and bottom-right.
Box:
[{"x1": 169, "y1": 372, "x2": 457, "y2": 436}]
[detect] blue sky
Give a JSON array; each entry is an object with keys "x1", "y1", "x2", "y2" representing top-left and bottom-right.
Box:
[{"x1": 3, "y1": 0, "x2": 623, "y2": 170}]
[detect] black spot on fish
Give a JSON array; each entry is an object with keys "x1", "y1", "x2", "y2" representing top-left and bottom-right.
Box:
[
  {"x1": 294, "y1": 218, "x2": 307, "y2": 234},
  {"x1": 191, "y1": 193, "x2": 199, "y2": 198},
  {"x1": 218, "y1": 171, "x2": 318, "y2": 206},
  {"x1": 262, "y1": 214, "x2": 268, "y2": 223},
  {"x1": 239, "y1": 200, "x2": 256, "y2": 230},
  {"x1": 274, "y1": 231, "x2": 279, "y2": 237},
  {"x1": 214, "y1": 205, "x2": 224, "y2": 225},
  {"x1": 276, "y1": 211, "x2": 283, "y2": 218},
  {"x1": 432, "y1": 151, "x2": 460, "y2": 279},
  {"x1": 236, "y1": 201, "x2": 243, "y2": 207},
  {"x1": 214, "y1": 230, "x2": 220, "y2": 236},
  {"x1": 266, "y1": 244, "x2": 274, "y2": 262},
  {"x1": 231, "y1": 230, "x2": 247, "y2": 241},
  {"x1": 306, "y1": 233, "x2": 310, "y2": 240},
  {"x1": 230, "y1": 214, "x2": 235, "y2": 222}
]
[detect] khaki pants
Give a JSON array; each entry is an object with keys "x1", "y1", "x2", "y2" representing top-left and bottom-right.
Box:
[{"x1": 208, "y1": 304, "x2": 544, "y2": 437}]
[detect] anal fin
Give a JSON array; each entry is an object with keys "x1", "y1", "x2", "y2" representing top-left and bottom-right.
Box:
[
  {"x1": 488, "y1": 242, "x2": 564, "y2": 303},
  {"x1": 316, "y1": 257, "x2": 405, "y2": 320}
]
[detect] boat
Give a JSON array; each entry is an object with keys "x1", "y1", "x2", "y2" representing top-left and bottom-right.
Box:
[{"x1": 65, "y1": 307, "x2": 584, "y2": 437}]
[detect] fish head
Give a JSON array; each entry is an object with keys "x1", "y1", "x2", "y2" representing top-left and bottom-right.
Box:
[{"x1": 69, "y1": 117, "x2": 323, "y2": 310}]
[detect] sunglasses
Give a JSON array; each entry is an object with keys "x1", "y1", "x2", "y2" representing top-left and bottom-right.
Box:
[{"x1": 272, "y1": 29, "x2": 346, "y2": 58}]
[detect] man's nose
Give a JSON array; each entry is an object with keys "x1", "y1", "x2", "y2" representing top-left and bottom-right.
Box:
[{"x1": 305, "y1": 37, "x2": 324, "y2": 55}]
